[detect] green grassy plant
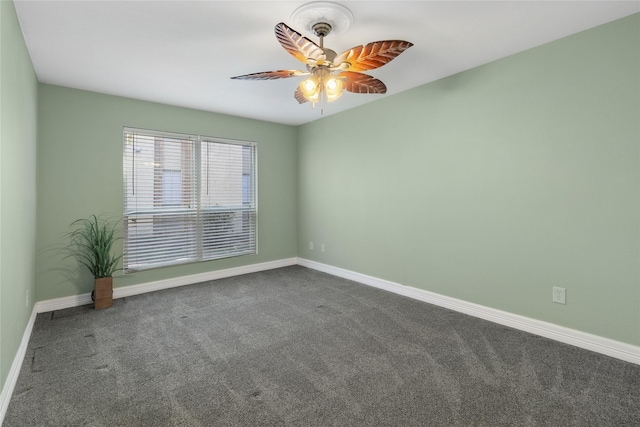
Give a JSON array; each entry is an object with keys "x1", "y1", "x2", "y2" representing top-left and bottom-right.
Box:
[{"x1": 67, "y1": 214, "x2": 123, "y2": 278}]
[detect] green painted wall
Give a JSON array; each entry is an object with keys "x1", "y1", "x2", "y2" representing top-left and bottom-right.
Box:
[
  {"x1": 298, "y1": 14, "x2": 640, "y2": 345},
  {"x1": 0, "y1": 0, "x2": 39, "y2": 393},
  {"x1": 36, "y1": 85, "x2": 298, "y2": 301}
]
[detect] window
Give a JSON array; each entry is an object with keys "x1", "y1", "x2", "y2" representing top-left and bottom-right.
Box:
[{"x1": 123, "y1": 127, "x2": 257, "y2": 272}]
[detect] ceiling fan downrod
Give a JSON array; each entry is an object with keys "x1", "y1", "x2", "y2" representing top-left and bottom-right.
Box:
[{"x1": 312, "y1": 22, "x2": 332, "y2": 48}]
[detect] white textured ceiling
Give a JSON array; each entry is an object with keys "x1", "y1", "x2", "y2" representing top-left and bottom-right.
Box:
[{"x1": 13, "y1": 1, "x2": 640, "y2": 126}]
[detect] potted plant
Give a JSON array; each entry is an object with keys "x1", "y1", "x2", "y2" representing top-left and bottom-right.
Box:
[{"x1": 67, "y1": 214, "x2": 123, "y2": 309}]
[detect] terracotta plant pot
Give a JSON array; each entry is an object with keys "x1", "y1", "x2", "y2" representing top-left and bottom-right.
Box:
[{"x1": 94, "y1": 277, "x2": 113, "y2": 309}]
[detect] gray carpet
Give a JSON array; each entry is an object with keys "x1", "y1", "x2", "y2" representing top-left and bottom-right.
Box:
[{"x1": 4, "y1": 266, "x2": 639, "y2": 426}]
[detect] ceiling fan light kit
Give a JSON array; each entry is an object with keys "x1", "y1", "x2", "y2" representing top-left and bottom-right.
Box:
[{"x1": 231, "y1": 1, "x2": 413, "y2": 112}]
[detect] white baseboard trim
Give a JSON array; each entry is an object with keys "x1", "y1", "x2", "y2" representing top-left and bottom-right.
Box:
[
  {"x1": 298, "y1": 258, "x2": 640, "y2": 365},
  {"x1": 0, "y1": 305, "x2": 37, "y2": 425},
  {"x1": 36, "y1": 293, "x2": 93, "y2": 313},
  {"x1": 36, "y1": 257, "x2": 298, "y2": 313},
  {"x1": 113, "y1": 257, "x2": 298, "y2": 299},
  {"x1": 30, "y1": 256, "x2": 640, "y2": 365}
]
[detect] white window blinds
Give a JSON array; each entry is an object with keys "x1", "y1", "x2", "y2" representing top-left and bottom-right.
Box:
[{"x1": 123, "y1": 128, "x2": 257, "y2": 272}]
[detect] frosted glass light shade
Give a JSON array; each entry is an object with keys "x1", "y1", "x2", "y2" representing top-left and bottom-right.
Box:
[
  {"x1": 325, "y1": 77, "x2": 343, "y2": 102},
  {"x1": 300, "y1": 77, "x2": 321, "y2": 103}
]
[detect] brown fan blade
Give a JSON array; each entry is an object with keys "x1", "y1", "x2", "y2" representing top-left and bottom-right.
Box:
[
  {"x1": 275, "y1": 22, "x2": 324, "y2": 64},
  {"x1": 334, "y1": 40, "x2": 413, "y2": 72},
  {"x1": 294, "y1": 87, "x2": 309, "y2": 104},
  {"x1": 339, "y1": 71, "x2": 387, "y2": 94},
  {"x1": 231, "y1": 70, "x2": 304, "y2": 80}
]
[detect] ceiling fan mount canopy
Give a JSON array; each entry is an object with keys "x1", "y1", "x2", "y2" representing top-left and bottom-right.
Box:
[
  {"x1": 312, "y1": 22, "x2": 332, "y2": 38},
  {"x1": 290, "y1": 1, "x2": 354, "y2": 37}
]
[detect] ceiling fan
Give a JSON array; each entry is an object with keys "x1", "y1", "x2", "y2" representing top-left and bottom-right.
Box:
[{"x1": 231, "y1": 16, "x2": 413, "y2": 110}]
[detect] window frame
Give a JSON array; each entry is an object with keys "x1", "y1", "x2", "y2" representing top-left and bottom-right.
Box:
[{"x1": 123, "y1": 127, "x2": 258, "y2": 273}]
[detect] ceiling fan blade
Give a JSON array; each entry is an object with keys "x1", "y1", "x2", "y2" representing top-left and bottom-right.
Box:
[
  {"x1": 294, "y1": 87, "x2": 309, "y2": 104},
  {"x1": 334, "y1": 40, "x2": 413, "y2": 72},
  {"x1": 275, "y1": 22, "x2": 325, "y2": 64},
  {"x1": 339, "y1": 71, "x2": 387, "y2": 94},
  {"x1": 231, "y1": 70, "x2": 306, "y2": 80}
]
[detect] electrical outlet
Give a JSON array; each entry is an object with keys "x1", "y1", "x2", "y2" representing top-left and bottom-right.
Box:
[
  {"x1": 309, "y1": 241, "x2": 314, "y2": 250},
  {"x1": 321, "y1": 244, "x2": 325, "y2": 252},
  {"x1": 552, "y1": 286, "x2": 566, "y2": 304}
]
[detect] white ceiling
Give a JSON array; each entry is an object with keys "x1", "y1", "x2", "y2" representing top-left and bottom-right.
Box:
[{"x1": 13, "y1": 1, "x2": 640, "y2": 126}]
